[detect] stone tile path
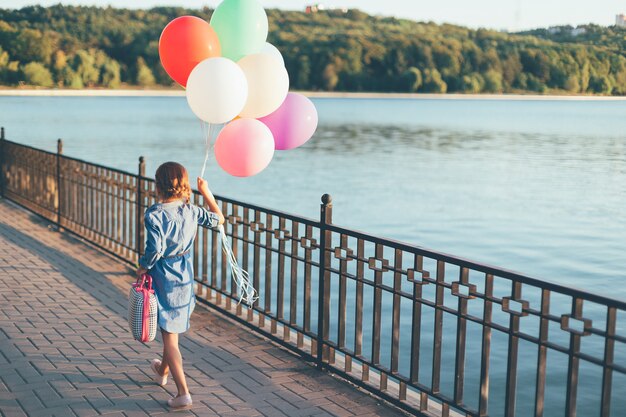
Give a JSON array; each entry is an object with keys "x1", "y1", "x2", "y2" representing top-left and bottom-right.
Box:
[{"x1": 0, "y1": 199, "x2": 405, "y2": 417}]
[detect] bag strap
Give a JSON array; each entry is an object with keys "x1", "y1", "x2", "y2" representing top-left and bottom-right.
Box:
[
  {"x1": 141, "y1": 280, "x2": 151, "y2": 342},
  {"x1": 135, "y1": 273, "x2": 153, "y2": 290},
  {"x1": 143, "y1": 274, "x2": 153, "y2": 290}
]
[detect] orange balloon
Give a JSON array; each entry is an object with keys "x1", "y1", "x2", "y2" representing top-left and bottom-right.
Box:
[{"x1": 159, "y1": 16, "x2": 221, "y2": 87}]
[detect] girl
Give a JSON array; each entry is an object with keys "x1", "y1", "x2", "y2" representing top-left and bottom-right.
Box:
[{"x1": 136, "y1": 162, "x2": 224, "y2": 410}]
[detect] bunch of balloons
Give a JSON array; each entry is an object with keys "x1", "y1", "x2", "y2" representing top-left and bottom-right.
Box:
[{"x1": 158, "y1": 0, "x2": 319, "y2": 177}]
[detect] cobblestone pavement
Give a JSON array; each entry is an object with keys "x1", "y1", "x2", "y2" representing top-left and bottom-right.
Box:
[{"x1": 0, "y1": 200, "x2": 405, "y2": 417}]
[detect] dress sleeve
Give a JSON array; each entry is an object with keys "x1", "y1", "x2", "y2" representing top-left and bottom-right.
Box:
[
  {"x1": 138, "y1": 213, "x2": 163, "y2": 270},
  {"x1": 195, "y1": 205, "x2": 220, "y2": 229}
]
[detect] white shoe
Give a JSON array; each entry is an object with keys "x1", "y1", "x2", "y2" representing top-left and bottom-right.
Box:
[
  {"x1": 150, "y1": 359, "x2": 168, "y2": 386},
  {"x1": 168, "y1": 393, "x2": 192, "y2": 410}
]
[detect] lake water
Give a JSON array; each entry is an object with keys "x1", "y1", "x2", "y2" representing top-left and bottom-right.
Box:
[{"x1": 1, "y1": 95, "x2": 626, "y2": 415}]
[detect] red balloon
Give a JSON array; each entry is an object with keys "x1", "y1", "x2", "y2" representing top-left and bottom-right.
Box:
[{"x1": 159, "y1": 16, "x2": 221, "y2": 87}]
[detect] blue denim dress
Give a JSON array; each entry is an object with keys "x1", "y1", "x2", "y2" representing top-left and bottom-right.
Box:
[{"x1": 138, "y1": 200, "x2": 219, "y2": 334}]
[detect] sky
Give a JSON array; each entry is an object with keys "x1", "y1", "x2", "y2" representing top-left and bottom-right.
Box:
[{"x1": 1, "y1": 0, "x2": 623, "y2": 31}]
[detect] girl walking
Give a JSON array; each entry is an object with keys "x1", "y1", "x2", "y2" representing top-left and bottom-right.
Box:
[{"x1": 136, "y1": 162, "x2": 224, "y2": 410}]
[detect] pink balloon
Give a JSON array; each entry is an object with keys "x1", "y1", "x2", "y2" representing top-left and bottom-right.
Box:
[
  {"x1": 215, "y1": 119, "x2": 275, "y2": 177},
  {"x1": 258, "y1": 93, "x2": 318, "y2": 150}
]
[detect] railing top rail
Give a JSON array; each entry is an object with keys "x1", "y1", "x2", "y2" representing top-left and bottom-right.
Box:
[{"x1": 3, "y1": 138, "x2": 57, "y2": 157}]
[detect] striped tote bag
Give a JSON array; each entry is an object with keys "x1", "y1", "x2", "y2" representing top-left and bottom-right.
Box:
[{"x1": 128, "y1": 274, "x2": 158, "y2": 343}]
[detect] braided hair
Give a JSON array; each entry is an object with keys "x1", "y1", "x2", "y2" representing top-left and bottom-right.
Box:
[{"x1": 155, "y1": 162, "x2": 192, "y2": 202}]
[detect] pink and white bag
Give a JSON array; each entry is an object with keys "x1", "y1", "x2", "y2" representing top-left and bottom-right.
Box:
[{"x1": 128, "y1": 274, "x2": 158, "y2": 343}]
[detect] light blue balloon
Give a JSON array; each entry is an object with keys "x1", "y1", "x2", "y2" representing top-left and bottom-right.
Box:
[{"x1": 210, "y1": 0, "x2": 269, "y2": 62}]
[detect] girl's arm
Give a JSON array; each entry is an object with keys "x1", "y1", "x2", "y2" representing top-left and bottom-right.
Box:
[
  {"x1": 197, "y1": 177, "x2": 225, "y2": 225},
  {"x1": 136, "y1": 214, "x2": 163, "y2": 276}
]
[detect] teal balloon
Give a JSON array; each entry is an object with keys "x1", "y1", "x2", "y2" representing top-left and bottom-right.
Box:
[{"x1": 210, "y1": 0, "x2": 269, "y2": 62}]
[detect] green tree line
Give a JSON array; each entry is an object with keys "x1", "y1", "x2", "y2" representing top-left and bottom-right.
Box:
[{"x1": 0, "y1": 5, "x2": 625, "y2": 94}]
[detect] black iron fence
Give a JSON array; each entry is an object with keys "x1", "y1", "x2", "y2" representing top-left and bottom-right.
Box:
[{"x1": 1, "y1": 130, "x2": 625, "y2": 417}]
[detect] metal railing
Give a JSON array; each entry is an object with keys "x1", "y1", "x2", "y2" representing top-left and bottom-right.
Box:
[{"x1": 1, "y1": 130, "x2": 625, "y2": 417}]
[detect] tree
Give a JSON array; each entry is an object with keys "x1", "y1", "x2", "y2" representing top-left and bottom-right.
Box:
[
  {"x1": 1, "y1": 60, "x2": 20, "y2": 84},
  {"x1": 588, "y1": 75, "x2": 611, "y2": 94},
  {"x1": 502, "y1": 53, "x2": 522, "y2": 89},
  {"x1": 483, "y1": 70, "x2": 503, "y2": 93},
  {"x1": 296, "y1": 55, "x2": 311, "y2": 89},
  {"x1": 101, "y1": 59, "x2": 121, "y2": 88},
  {"x1": 525, "y1": 74, "x2": 547, "y2": 92},
  {"x1": 414, "y1": 45, "x2": 434, "y2": 69},
  {"x1": 432, "y1": 45, "x2": 460, "y2": 76},
  {"x1": 401, "y1": 67, "x2": 422, "y2": 92},
  {"x1": 135, "y1": 57, "x2": 156, "y2": 86},
  {"x1": 520, "y1": 50, "x2": 550, "y2": 82},
  {"x1": 461, "y1": 73, "x2": 484, "y2": 93},
  {"x1": 564, "y1": 75, "x2": 580, "y2": 93},
  {"x1": 0, "y1": 47, "x2": 8, "y2": 68},
  {"x1": 580, "y1": 60, "x2": 591, "y2": 92},
  {"x1": 421, "y1": 68, "x2": 447, "y2": 93},
  {"x1": 481, "y1": 48, "x2": 502, "y2": 72},
  {"x1": 387, "y1": 48, "x2": 407, "y2": 75},
  {"x1": 343, "y1": 40, "x2": 363, "y2": 74},
  {"x1": 613, "y1": 68, "x2": 626, "y2": 95},
  {"x1": 346, "y1": 9, "x2": 369, "y2": 21},
  {"x1": 515, "y1": 73, "x2": 528, "y2": 90},
  {"x1": 74, "y1": 50, "x2": 99, "y2": 86},
  {"x1": 51, "y1": 50, "x2": 67, "y2": 72},
  {"x1": 60, "y1": 67, "x2": 84, "y2": 89},
  {"x1": 51, "y1": 50, "x2": 67, "y2": 86},
  {"x1": 322, "y1": 63, "x2": 339, "y2": 91},
  {"x1": 22, "y1": 62, "x2": 54, "y2": 87},
  {"x1": 0, "y1": 47, "x2": 10, "y2": 84}
]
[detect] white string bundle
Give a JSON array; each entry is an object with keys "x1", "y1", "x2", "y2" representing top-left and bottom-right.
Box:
[
  {"x1": 199, "y1": 122, "x2": 211, "y2": 179},
  {"x1": 218, "y1": 224, "x2": 258, "y2": 306},
  {"x1": 199, "y1": 122, "x2": 223, "y2": 179}
]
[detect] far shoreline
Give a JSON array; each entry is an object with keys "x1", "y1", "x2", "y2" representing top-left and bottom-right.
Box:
[{"x1": 0, "y1": 88, "x2": 625, "y2": 101}]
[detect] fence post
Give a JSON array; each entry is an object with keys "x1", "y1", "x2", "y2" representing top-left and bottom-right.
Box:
[
  {"x1": 135, "y1": 156, "x2": 145, "y2": 262},
  {"x1": 316, "y1": 193, "x2": 333, "y2": 368},
  {"x1": 0, "y1": 127, "x2": 5, "y2": 199},
  {"x1": 56, "y1": 139, "x2": 63, "y2": 231}
]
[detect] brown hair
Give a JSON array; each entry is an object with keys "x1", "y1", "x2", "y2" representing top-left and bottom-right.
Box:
[{"x1": 155, "y1": 162, "x2": 191, "y2": 202}]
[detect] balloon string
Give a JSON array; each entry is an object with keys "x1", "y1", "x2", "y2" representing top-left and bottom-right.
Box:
[
  {"x1": 200, "y1": 122, "x2": 212, "y2": 179},
  {"x1": 219, "y1": 224, "x2": 258, "y2": 306},
  {"x1": 199, "y1": 122, "x2": 225, "y2": 179}
]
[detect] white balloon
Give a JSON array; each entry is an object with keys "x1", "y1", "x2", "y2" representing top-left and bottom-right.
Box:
[
  {"x1": 261, "y1": 42, "x2": 285, "y2": 66},
  {"x1": 186, "y1": 57, "x2": 248, "y2": 124},
  {"x1": 238, "y1": 54, "x2": 290, "y2": 119}
]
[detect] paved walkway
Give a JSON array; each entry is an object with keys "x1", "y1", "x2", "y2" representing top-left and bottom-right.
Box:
[{"x1": 0, "y1": 199, "x2": 405, "y2": 417}]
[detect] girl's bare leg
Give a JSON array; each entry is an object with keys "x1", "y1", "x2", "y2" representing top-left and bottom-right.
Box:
[
  {"x1": 161, "y1": 330, "x2": 189, "y2": 397},
  {"x1": 158, "y1": 342, "x2": 170, "y2": 377}
]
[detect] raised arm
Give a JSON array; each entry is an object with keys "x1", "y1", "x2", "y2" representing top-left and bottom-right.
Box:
[{"x1": 197, "y1": 177, "x2": 225, "y2": 226}]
